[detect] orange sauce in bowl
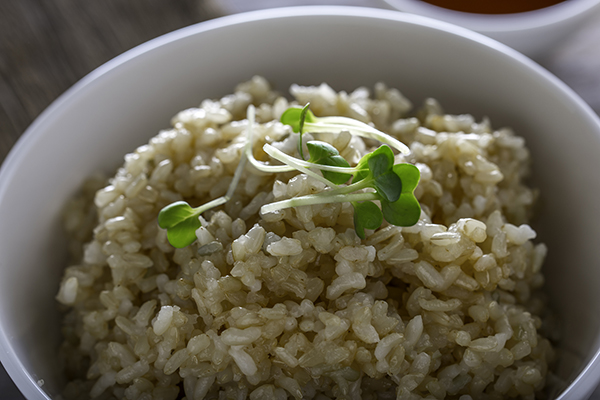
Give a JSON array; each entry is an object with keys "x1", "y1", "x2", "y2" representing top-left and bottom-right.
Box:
[{"x1": 420, "y1": 0, "x2": 566, "y2": 14}]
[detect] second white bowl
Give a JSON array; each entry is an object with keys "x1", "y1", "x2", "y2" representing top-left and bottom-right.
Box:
[{"x1": 383, "y1": 0, "x2": 600, "y2": 57}]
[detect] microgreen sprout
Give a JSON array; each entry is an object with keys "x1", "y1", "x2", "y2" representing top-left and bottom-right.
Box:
[
  {"x1": 157, "y1": 106, "x2": 255, "y2": 248},
  {"x1": 280, "y1": 105, "x2": 410, "y2": 155},
  {"x1": 157, "y1": 197, "x2": 226, "y2": 249},
  {"x1": 261, "y1": 143, "x2": 421, "y2": 238}
]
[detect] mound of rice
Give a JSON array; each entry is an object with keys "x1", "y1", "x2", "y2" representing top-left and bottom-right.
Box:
[{"x1": 56, "y1": 76, "x2": 555, "y2": 400}]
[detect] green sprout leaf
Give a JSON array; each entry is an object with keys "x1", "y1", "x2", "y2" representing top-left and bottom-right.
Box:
[
  {"x1": 373, "y1": 171, "x2": 402, "y2": 203},
  {"x1": 366, "y1": 145, "x2": 395, "y2": 177},
  {"x1": 158, "y1": 201, "x2": 202, "y2": 248},
  {"x1": 393, "y1": 162, "x2": 420, "y2": 191},
  {"x1": 306, "y1": 141, "x2": 351, "y2": 184},
  {"x1": 351, "y1": 145, "x2": 402, "y2": 202},
  {"x1": 281, "y1": 103, "x2": 313, "y2": 160},
  {"x1": 352, "y1": 201, "x2": 383, "y2": 239},
  {"x1": 380, "y1": 163, "x2": 421, "y2": 227},
  {"x1": 353, "y1": 145, "x2": 394, "y2": 184},
  {"x1": 365, "y1": 146, "x2": 401, "y2": 202},
  {"x1": 280, "y1": 104, "x2": 317, "y2": 133},
  {"x1": 381, "y1": 195, "x2": 420, "y2": 227},
  {"x1": 298, "y1": 103, "x2": 311, "y2": 159},
  {"x1": 351, "y1": 153, "x2": 372, "y2": 184}
]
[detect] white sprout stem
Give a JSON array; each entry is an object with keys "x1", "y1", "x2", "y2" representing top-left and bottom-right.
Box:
[
  {"x1": 194, "y1": 196, "x2": 228, "y2": 216},
  {"x1": 259, "y1": 145, "x2": 358, "y2": 174},
  {"x1": 191, "y1": 105, "x2": 258, "y2": 219},
  {"x1": 246, "y1": 156, "x2": 293, "y2": 173},
  {"x1": 310, "y1": 178, "x2": 372, "y2": 197},
  {"x1": 227, "y1": 154, "x2": 247, "y2": 199},
  {"x1": 313, "y1": 116, "x2": 393, "y2": 134},
  {"x1": 263, "y1": 144, "x2": 338, "y2": 188},
  {"x1": 261, "y1": 191, "x2": 378, "y2": 214},
  {"x1": 225, "y1": 107, "x2": 255, "y2": 199},
  {"x1": 304, "y1": 121, "x2": 410, "y2": 155},
  {"x1": 244, "y1": 105, "x2": 295, "y2": 173},
  {"x1": 315, "y1": 116, "x2": 375, "y2": 128}
]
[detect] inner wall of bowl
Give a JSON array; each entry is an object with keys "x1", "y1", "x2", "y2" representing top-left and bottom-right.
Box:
[{"x1": 2, "y1": 8, "x2": 600, "y2": 399}]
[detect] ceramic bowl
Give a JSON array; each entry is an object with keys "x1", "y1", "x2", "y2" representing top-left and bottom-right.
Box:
[
  {"x1": 1, "y1": 6, "x2": 600, "y2": 399},
  {"x1": 383, "y1": 0, "x2": 600, "y2": 57}
]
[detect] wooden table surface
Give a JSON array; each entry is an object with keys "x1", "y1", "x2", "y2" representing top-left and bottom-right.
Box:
[{"x1": 1, "y1": 0, "x2": 600, "y2": 398}]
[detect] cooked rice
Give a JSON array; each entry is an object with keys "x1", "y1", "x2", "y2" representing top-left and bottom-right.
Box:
[{"x1": 57, "y1": 76, "x2": 555, "y2": 400}]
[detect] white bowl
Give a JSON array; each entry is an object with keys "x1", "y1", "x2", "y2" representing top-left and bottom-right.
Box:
[
  {"x1": 383, "y1": 0, "x2": 600, "y2": 57},
  {"x1": 1, "y1": 6, "x2": 600, "y2": 399}
]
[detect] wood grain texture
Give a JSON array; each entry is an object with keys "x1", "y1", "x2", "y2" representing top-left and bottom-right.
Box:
[{"x1": 0, "y1": 0, "x2": 220, "y2": 162}]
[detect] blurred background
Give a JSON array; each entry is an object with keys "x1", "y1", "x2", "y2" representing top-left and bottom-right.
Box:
[{"x1": 1, "y1": 0, "x2": 600, "y2": 398}]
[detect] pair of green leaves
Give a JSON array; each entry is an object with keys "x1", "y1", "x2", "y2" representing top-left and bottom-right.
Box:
[
  {"x1": 158, "y1": 202, "x2": 201, "y2": 248},
  {"x1": 350, "y1": 145, "x2": 420, "y2": 238},
  {"x1": 305, "y1": 141, "x2": 351, "y2": 184},
  {"x1": 158, "y1": 196, "x2": 227, "y2": 248},
  {"x1": 281, "y1": 105, "x2": 317, "y2": 134}
]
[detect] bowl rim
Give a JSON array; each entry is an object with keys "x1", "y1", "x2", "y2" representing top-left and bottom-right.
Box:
[
  {"x1": 1, "y1": 5, "x2": 600, "y2": 400},
  {"x1": 382, "y1": 0, "x2": 600, "y2": 32}
]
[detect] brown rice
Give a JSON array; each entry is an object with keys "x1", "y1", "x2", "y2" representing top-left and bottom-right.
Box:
[{"x1": 56, "y1": 76, "x2": 555, "y2": 400}]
